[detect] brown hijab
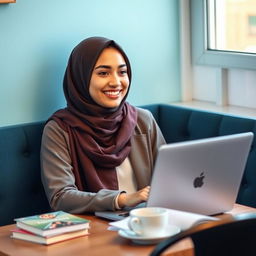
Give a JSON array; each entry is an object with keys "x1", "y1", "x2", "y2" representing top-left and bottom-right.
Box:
[{"x1": 49, "y1": 37, "x2": 137, "y2": 192}]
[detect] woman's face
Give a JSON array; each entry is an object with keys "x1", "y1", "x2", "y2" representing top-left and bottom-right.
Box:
[{"x1": 89, "y1": 47, "x2": 130, "y2": 108}]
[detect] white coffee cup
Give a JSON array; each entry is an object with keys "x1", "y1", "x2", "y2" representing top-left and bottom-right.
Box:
[{"x1": 128, "y1": 207, "x2": 169, "y2": 237}]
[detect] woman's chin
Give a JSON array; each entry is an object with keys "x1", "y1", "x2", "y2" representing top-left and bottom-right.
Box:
[{"x1": 99, "y1": 99, "x2": 123, "y2": 109}]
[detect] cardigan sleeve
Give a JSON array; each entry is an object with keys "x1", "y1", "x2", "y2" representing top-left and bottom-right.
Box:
[{"x1": 40, "y1": 120, "x2": 121, "y2": 213}]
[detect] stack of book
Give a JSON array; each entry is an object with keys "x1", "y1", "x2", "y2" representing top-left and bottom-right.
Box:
[{"x1": 11, "y1": 211, "x2": 90, "y2": 245}]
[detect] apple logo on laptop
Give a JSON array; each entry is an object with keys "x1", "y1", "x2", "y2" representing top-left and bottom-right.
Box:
[{"x1": 193, "y1": 172, "x2": 205, "y2": 188}]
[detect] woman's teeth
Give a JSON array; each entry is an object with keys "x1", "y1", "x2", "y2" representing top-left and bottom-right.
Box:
[{"x1": 104, "y1": 91, "x2": 120, "y2": 96}]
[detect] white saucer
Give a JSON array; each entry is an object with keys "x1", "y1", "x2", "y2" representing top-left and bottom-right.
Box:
[{"x1": 118, "y1": 225, "x2": 180, "y2": 245}]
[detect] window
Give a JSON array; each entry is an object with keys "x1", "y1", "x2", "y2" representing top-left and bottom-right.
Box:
[
  {"x1": 191, "y1": 0, "x2": 256, "y2": 70},
  {"x1": 207, "y1": 0, "x2": 256, "y2": 54}
]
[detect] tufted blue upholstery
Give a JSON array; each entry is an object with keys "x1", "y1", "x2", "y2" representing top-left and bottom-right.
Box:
[
  {"x1": 0, "y1": 122, "x2": 50, "y2": 226},
  {"x1": 1, "y1": 103, "x2": 256, "y2": 226}
]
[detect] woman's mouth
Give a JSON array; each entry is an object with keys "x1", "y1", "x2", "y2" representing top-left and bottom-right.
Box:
[{"x1": 103, "y1": 90, "x2": 122, "y2": 98}]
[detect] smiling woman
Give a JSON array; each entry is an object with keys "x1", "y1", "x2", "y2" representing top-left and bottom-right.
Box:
[
  {"x1": 40, "y1": 36, "x2": 166, "y2": 214},
  {"x1": 89, "y1": 47, "x2": 130, "y2": 109}
]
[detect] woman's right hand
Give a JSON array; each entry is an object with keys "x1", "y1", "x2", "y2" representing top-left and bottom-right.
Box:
[{"x1": 117, "y1": 186, "x2": 150, "y2": 208}]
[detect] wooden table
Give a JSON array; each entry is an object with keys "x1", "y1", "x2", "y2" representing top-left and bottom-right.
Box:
[{"x1": 0, "y1": 204, "x2": 255, "y2": 256}]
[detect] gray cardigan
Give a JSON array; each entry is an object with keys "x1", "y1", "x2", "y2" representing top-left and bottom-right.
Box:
[{"x1": 40, "y1": 107, "x2": 166, "y2": 213}]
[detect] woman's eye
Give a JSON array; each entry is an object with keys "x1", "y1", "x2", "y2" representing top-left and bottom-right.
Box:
[
  {"x1": 119, "y1": 70, "x2": 127, "y2": 75},
  {"x1": 98, "y1": 71, "x2": 108, "y2": 76}
]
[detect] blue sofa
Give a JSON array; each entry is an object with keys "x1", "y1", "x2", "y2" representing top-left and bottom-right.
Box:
[{"x1": 1, "y1": 103, "x2": 256, "y2": 226}]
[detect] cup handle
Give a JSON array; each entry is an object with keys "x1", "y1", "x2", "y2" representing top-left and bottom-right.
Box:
[{"x1": 128, "y1": 217, "x2": 142, "y2": 236}]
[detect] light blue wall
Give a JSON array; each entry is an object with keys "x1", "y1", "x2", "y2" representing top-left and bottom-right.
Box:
[{"x1": 0, "y1": 0, "x2": 180, "y2": 127}]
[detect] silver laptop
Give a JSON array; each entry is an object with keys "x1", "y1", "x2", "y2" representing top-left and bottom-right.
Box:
[{"x1": 95, "y1": 132, "x2": 253, "y2": 220}]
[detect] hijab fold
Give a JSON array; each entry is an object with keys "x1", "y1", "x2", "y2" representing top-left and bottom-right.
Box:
[{"x1": 49, "y1": 37, "x2": 137, "y2": 192}]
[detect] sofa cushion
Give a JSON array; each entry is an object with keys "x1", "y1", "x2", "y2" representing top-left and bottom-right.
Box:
[
  {"x1": 0, "y1": 122, "x2": 50, "y2": 226},
  {"x1": 158, "y1": 105, "x2": 222, "y2": 142}
]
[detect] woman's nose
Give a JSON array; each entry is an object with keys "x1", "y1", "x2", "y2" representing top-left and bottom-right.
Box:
[{"x1": 108, "y1": 73, "x2": 121, "y2": 86}]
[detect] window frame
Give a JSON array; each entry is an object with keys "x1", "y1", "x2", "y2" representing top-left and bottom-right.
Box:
[{"x1": 191, "y1": 0, "x2": 256, "y2": 70}]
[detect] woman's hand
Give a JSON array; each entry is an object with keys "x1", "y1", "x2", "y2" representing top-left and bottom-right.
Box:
[{"x1": 117, "y1": 186, "x2": 150, "y2": 208}]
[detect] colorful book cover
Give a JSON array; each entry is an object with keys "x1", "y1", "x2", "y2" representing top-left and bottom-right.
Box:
[{"x1": 15, "y1": 211, "x2": 90, "y2": 237}]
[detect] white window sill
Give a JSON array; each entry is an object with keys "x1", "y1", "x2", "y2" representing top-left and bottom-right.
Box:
[{"x1": 171, "y1": 101, "x2": 256, "y2": 120}]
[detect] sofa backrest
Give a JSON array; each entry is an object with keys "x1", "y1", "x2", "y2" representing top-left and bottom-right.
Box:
[
  {"x1": 0, "y1": 122, "x2": 50, "y2": 226},
  {"x1": 142, "y1": 104, "x2": 256, "y2": 209}
]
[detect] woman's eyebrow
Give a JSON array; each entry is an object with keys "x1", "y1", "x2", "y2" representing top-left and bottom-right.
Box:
[
  {"x1": 94, "y1": 64, "x2": 127, "y2": 70},
  {"x1": 95, "y1": 65, "x2": 111, "y2": 70}
]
